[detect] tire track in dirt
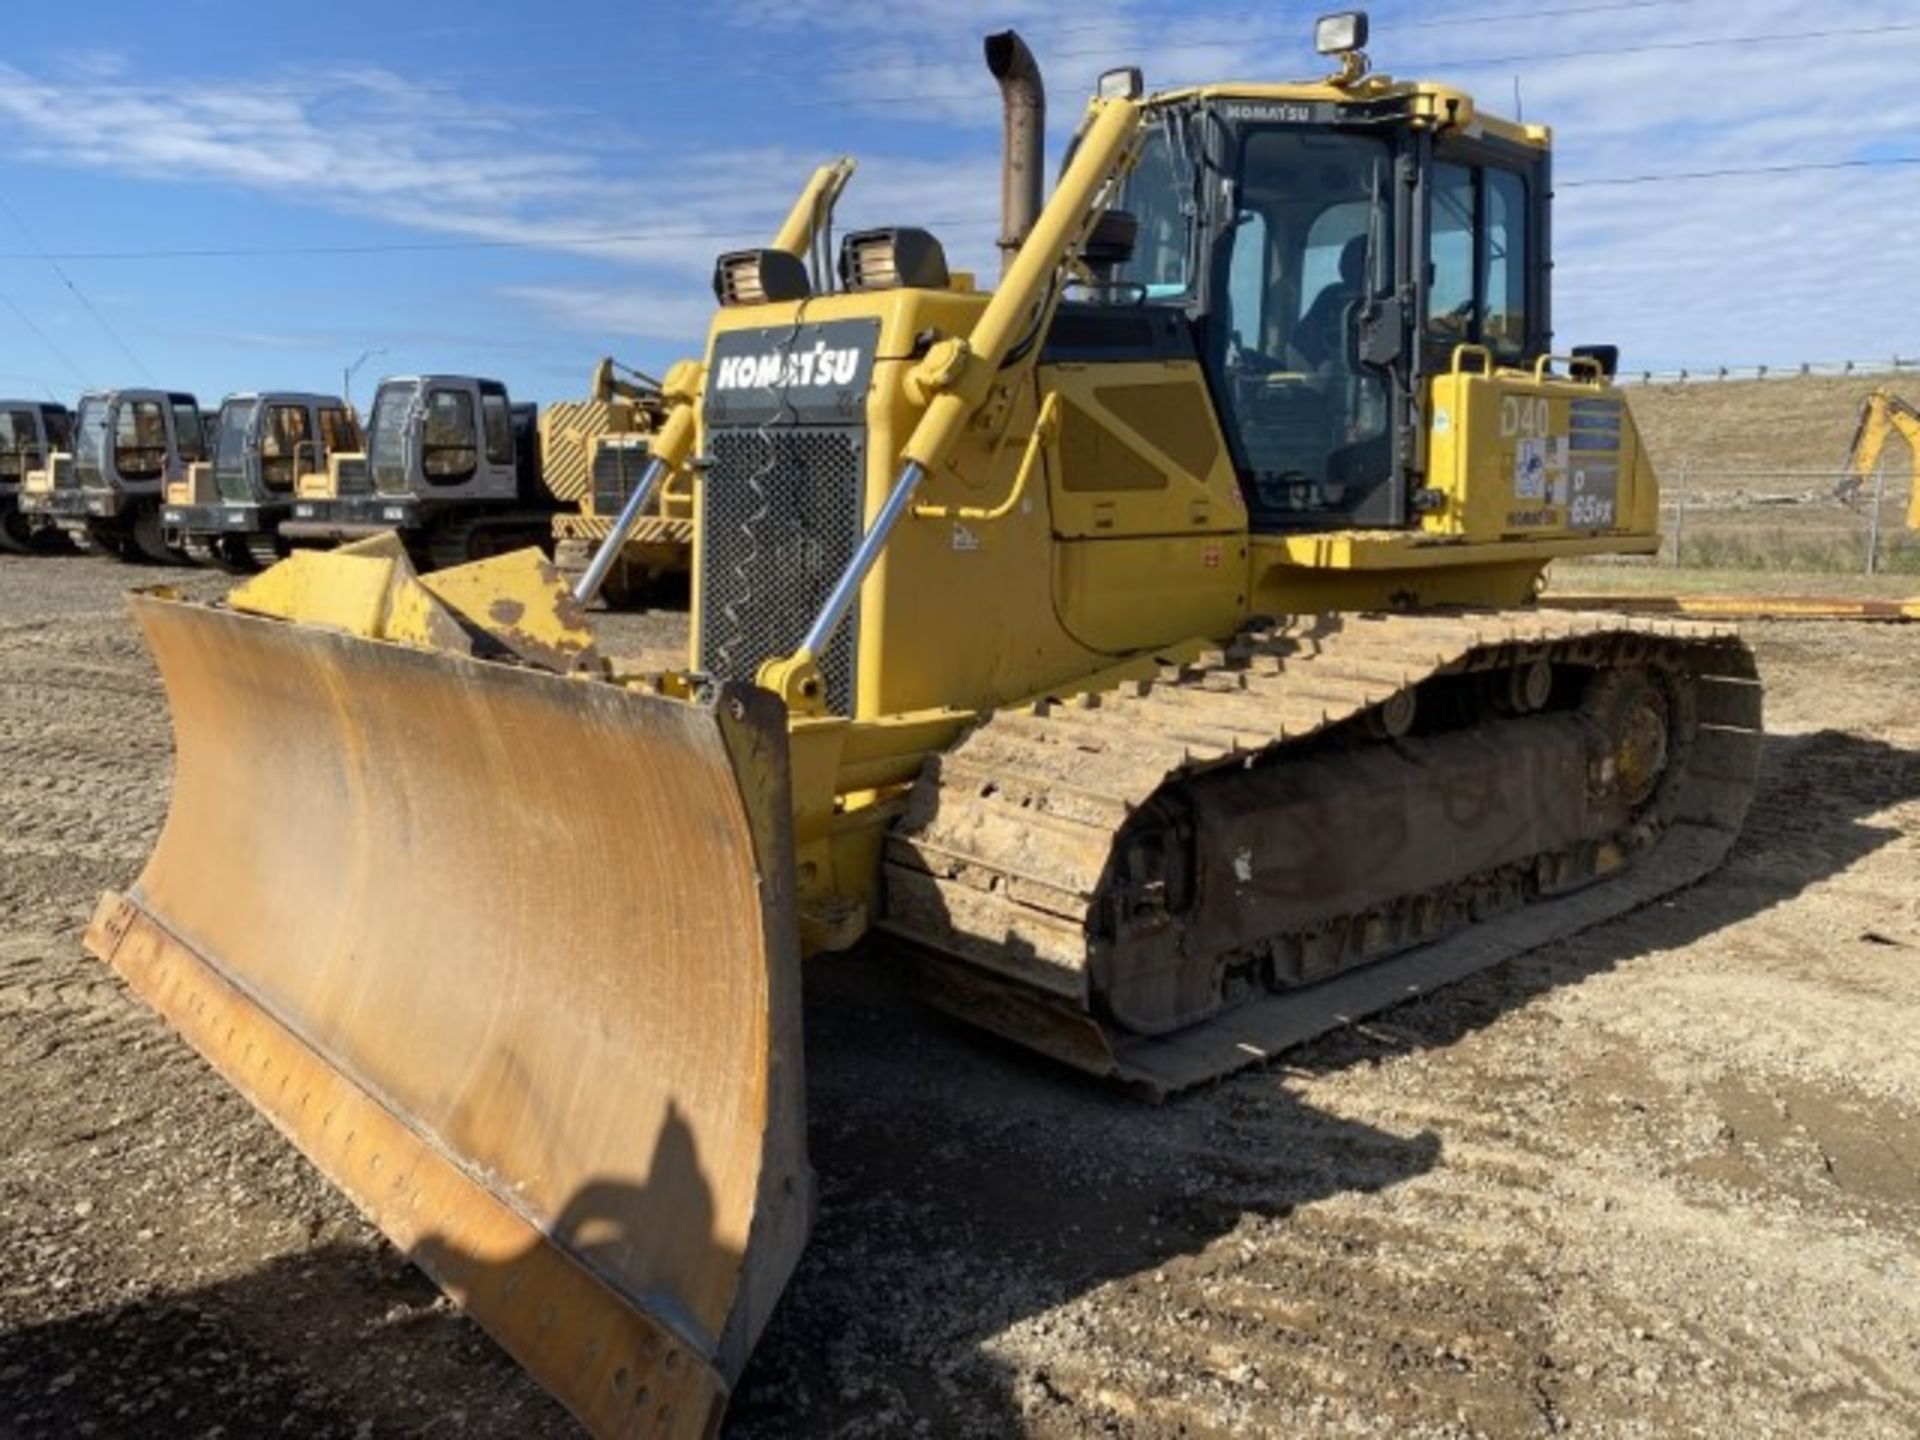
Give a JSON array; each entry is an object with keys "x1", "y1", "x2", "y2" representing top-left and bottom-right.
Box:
[{"x1": 3, "y1": 558, "x2": 1918, "y2": 1438}]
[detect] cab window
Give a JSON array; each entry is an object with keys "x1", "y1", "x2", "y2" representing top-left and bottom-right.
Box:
[
  {"x1": 171, "y1": 400, "x2": 206, "y2": 463},
  {"x1": 1427, "y1": 161, "x2": 1532, "y2": 359},
  {"x1": 115, "y1": 399, "x2": 170, "y2": 481},
  {"x1": 0, "y1": 408, "x2": 39, "y2": 479},
  {"x1": 1115, "y1": 123, "x2": 1196, "y2": 299},
  {"x1": 317, "y1": 407, "x2": 360, "y2": 458},
  {"x1": 1212, "y1": 126, "x2": 1395, "y2": 527},
  {"x1": 479, "y1": 384, "x2": 513, "y2": 466},
  {"x1": 261, "y1": 404, "x2": 312, "y2": 491},
  {"x1": 421, "y1": 389, "x2": 478, "y2": 483},
  {"x1": 1484, "y1": 169, "x2": 1529, "y2": 355}
]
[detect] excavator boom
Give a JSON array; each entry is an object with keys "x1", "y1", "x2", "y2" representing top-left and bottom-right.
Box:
[{"x1": 1846, "y1": 387, "x2": 1920, "y2": 532}]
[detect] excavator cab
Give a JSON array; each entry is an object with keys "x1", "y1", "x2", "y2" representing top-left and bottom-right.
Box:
[
  {"x1": 165, "y1": 392, "x2": 360, "y2": 570},
  {"x1": 281, "y1": 375, "x2": 555, "y2": 565},
  {"x1": 38, "y1": 388, "x2": 206, "y2": 561},
  {"x1": 0, "y1": 400, "x2": 73, "y2": 553}
]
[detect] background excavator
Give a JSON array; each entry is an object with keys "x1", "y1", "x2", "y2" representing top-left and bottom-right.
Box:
[
  {"x1": 1834, "y1": 385, "x2": 1919, "y2": 531},
  {"x1": 0, "y1": 400, "x2": 74, "y2": 553},
  {"x1": 277, "y1": 373, "x2": 557, "y2": 567},
  {"x1": 20, "y1": 387, "x2": 207, "y2": 561},
  {"x1": 164, "y1": 390, "x2": 363, "y2": 570},
  {"x1": 86, "y1": 15, "x2": 1762, "y2": 1437},
  {"x1": 543, "y1": 359, "x2": 692, "y2": 606}
]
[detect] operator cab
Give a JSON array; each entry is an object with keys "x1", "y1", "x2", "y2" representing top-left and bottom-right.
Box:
[
  {"x1": 365, "y1": 376, "x2": 531, "y2": 500},
  {"x1": 212, "y1": 393, "x2": 360, "y2": 502},
  {"x1": 0, "y1": 402, "x2": 71, "y2": 486},
  {"x1": 1094, "y1": 13, "x2": 1551, "y2": 531},
  {"x1": 73, "y1": 390, "x2": 206, "y2": 491}
]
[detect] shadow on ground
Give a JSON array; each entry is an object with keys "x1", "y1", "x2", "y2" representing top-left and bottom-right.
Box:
[
  {"x1": 727, "y1": 727, "x2": 1920, "y2": 1435},
  {"x1": 0, "y1": 1241, "x2": 563, "y2": 1438},
  {"x1": 3, "y1": 731, "x2": 1911, "y2": 1438}
]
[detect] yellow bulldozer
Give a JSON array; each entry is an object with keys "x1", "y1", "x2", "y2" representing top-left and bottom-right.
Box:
[
  {"x1": 87, "y1": 15, "x2": 1763, "y2": 1437},
  {"x1": 542, "y1": 360, "x2": 688, "y2": 605}
]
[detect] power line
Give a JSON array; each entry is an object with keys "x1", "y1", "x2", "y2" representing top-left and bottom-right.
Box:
[
  {"x1": 0, "y1": 216, "x2": 997, "y2": 261},
  {"x1": 0, "y1": 368, "x2": 65, "y2": 402},
  {"x1": 1562, "y1": 155, "x2": 1920, "y2": 187},
  {"x1": 0, "y1": 287, "x2": 92, "y2": 389},
  {"x1": 1396, "y1": 19, "x2": 1920, "y2": 72},
  {"x1": 15, "y1": 9, "x2": 1904, "y2": 123},
  {"x1": 0, "y1": 193, "x2": 156, "y2": 384},
  {"x1": 0, "y1": 151, "x2": 1912, "y2": 265}
]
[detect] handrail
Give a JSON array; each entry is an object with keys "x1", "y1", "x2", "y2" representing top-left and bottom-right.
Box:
[
  {"x1": 1533, "y1": 353, "x2": 1607, "y2": 385},
  {"x1": 910, "y1": 392, "x2": 1058, "y2": 522},
  {"x1": 1449, "y1": 343, "x2": 1493, "y2": 376}
]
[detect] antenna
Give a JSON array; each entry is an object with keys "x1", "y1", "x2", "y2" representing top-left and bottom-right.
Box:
[{"x1": 1513, "y1": 75, "x2": 1524, "y2": 121}]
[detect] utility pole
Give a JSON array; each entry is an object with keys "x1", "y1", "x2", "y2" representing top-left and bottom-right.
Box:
[{"x1": 343, "y1": 348, "x2": 386, "y2": 416}]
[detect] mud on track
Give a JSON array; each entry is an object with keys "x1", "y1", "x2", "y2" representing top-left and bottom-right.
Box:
[{"x1": 2, "y1": 552, "x2": 1917, "y2": 1437}]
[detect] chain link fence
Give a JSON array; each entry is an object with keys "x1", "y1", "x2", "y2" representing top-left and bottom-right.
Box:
[{"x1": 1656, "y1": 461, "x2": 1916, "y2": 575}]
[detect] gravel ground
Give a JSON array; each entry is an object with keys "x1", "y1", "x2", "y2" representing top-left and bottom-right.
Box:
[{"x1": 1, "y1": 552, "x2": 1917, "y2": 1438}]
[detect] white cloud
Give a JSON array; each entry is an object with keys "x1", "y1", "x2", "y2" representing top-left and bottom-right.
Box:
[{"x1": 0, "y1": 2, "x2": 1913, "y2": 373}]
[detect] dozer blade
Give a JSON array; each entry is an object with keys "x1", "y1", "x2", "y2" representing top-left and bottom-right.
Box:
[{"x1": 86, "y1": 590, "x2": 809, "y2": 1439}]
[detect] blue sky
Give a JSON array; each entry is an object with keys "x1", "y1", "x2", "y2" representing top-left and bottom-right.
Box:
[{"x1": 0, "y1": 0, "x2": 1914, "y2": 409}]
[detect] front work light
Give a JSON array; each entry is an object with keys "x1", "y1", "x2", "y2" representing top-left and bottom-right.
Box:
[
  {"x1": 712, "y1": 248, "x2": 811, "y2": 306},
  {"x1": 1315, "y1": 10, "x2": 1369, "y2": 56},
  {"x1": 1097, "y1": 66, "x2": 1144, "y2": 101}
]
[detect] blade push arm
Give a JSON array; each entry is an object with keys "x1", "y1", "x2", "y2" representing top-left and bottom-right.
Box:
[
  {"x1": 572, "y1": 160, "x2": 857, "y2": 608},
  {"x1": 759, "y1": 97, "x2": 1146, "y2": 711}
]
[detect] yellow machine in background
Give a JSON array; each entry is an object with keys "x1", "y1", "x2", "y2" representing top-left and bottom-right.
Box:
[
  {"x1": 1837, "y1": 385, "x2": 1920, "y2": 531},
  {"x1": 88, "y1": 15, "x2": 1761, "y2": 1437},
  {"x1": 543, "y1": 360, "x2": 690, "y2": 603},
  {"x1": 550, "y1": 160, "x2": 858, "y2": 606}
]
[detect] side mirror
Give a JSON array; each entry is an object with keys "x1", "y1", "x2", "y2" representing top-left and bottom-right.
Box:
[
  {"x1": 1572, "y1": 343, "x2": 1619, "y2": 379},
  {"x1": 1357, "y1": 295, "x2": 1404, "y2": 367}
]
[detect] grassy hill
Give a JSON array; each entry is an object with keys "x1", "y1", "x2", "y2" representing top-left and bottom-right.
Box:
[{"x1": 1622, "y1": 374, "x2": 1910, "y2": 482}]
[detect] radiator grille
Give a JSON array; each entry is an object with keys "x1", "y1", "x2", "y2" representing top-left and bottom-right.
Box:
[
  {"x1": 698, "y1": 426, "x2": 863, "y2": 714},
  {"x1": 591, "y1": 440, "x2": 653, "y2": 518},
  {"x1": 50, "y1": 453, "x2": 76, "y2": 490}
]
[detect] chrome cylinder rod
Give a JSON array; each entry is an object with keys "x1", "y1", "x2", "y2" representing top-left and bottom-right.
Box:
[{"x1": 798, "y1": 460, "x2": 927, "y2": 659}]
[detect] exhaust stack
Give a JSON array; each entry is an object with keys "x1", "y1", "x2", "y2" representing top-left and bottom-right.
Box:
[{"x1": 984, "y1": 30, "x2": 1044, "y2": 278}]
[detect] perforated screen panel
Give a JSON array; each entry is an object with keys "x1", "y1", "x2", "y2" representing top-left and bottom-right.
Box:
[{"x1": 697, "y1": 425, "x2": 864, "y2": 715}]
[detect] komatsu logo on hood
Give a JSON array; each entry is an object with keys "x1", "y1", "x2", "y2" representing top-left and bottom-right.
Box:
[{"x1": 712, "y1": 343, "x2": 863, "y2": 391}]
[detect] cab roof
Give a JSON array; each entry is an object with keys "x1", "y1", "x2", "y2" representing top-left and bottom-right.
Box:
[
  {"x1": 218, "y1": 391, "x2": 349, "y2": 408},
  {"x1": 1144, "y1": 74, "x2": 1549, "y2": 150},
  {"x1": 73, "y1": 388, "x2": 201, "y2": 406}
]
